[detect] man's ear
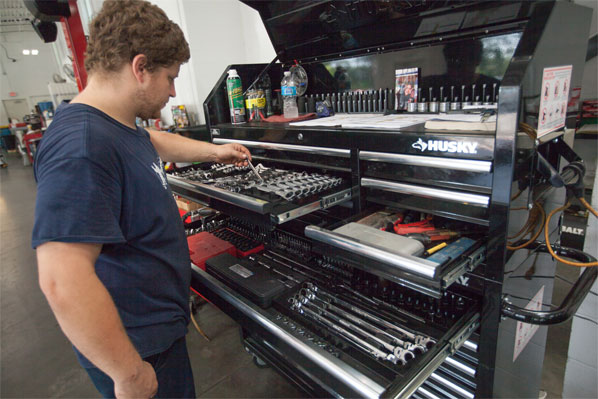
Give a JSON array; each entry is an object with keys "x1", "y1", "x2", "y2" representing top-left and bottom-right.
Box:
[{"x1": 131, "y1": 54, "x2": 149, "y2": 83}]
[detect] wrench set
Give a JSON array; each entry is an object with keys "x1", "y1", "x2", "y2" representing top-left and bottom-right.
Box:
[
  {"x1": 288, "y1": 282, "x2": 435, "y2": 366},
  {"x1": 174, "y1": 163, "x2": 344, "y2": 202},
  {"x1": 171, "y1": 163, "x2": 249, "y2": 181}
]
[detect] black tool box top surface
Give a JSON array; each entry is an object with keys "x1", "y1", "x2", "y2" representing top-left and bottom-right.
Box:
[{"x1": 240, "y1": 1, "x2": 531, "y2": 64}]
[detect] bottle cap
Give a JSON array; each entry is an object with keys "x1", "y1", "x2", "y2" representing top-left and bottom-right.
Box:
[{"x1": 228, "y1": 69, "x2": 238, "y2": 76}]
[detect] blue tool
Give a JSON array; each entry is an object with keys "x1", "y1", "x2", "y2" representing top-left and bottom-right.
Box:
[{"x1": 426, "y1": 237, "x2": 476, "y2": 264}]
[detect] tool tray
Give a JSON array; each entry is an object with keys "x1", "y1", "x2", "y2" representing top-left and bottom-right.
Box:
[{"x1": 167, "y1": 162, "x2": 355, "y2": 224}]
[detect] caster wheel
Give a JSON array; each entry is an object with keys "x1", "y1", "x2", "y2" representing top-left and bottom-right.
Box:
[{"x1": 252, "y1": 355, "x2": 269, "y2": 369}]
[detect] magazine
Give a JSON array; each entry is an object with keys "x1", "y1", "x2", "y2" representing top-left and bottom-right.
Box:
[{"x1": 395, "y1": 68, "x2": 419, "y2": 110}]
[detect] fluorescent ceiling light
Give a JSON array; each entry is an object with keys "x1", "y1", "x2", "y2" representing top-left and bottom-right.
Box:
[
  {"x1": 31, "y1": 49, "x2": 39, "y2": 55},
  {"x1": 22, "y1": 49, "x2": 30, "y2": 55}
]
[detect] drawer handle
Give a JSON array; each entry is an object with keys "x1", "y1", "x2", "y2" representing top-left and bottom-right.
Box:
[
  {"x1": 501, "y1": 242, "x2": 597, "y2": 325},
  {"x1": 304, "y1": 225, "x2": 439, "y2": 279}
]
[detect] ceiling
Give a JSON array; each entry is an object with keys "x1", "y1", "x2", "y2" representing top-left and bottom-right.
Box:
[{"x1": 0, "y1": 0, "x2": 34, "y2": 33}]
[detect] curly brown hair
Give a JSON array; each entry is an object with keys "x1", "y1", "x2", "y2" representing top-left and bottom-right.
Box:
[{"x1": 84, "y1": 0, "x2": 190, "y2": 74}]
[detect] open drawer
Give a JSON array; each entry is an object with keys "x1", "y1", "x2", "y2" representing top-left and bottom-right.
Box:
[
  {"x1": 304, "y1": 211, "x2": 486, "y2": 298},
  {"x1": 167, "y1": 162, "x2": 356, "y2": 224},
  {"x1": 191, "y1": 263, "x2": 480, "y2": 399}
]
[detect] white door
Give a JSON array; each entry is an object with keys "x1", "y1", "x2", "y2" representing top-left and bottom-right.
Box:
[{"x1": 2, "y1": 99, "x2": 31, "y2": 123}]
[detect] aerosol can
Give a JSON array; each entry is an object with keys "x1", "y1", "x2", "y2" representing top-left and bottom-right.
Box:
[{"x1": 226, "y1": 69, "x2": 245, "y2": 124}]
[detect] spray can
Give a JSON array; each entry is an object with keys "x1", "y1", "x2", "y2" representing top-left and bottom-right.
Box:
[{"x1": 226, "y1": 69, "x2": 245, "y2": 124}]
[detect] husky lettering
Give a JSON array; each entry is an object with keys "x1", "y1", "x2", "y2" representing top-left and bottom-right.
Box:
[{"x1": 412, "y1": 139, "x2": 478, "y2": 154}]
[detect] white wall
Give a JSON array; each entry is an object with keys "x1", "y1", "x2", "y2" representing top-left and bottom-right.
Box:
[
  {"x1": 167, "y1": 0, "x2": 275, "y2": 125},
  {"x1": 575, "y1": 0, "x2": 598, "y2": 100},
  {"x1": 71, "y1": 0, "x2": 274, "y2": 126},
  {"x1": 563, "y1": 5, "x2": 597, "y2": 394},
  {"x1": 562, "y1": 166, "x2": 598, "y2": 399},
  {"x1": 0, "y1": 30, "x2": 61, "y2": 124},
  {"x1": 144, "y1": 0, "x2": 202, "y2": 126}
]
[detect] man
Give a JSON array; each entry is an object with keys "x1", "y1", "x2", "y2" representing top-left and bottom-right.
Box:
[{"x1": 32, "y1": 1, "x2": 250, "y2": 398}]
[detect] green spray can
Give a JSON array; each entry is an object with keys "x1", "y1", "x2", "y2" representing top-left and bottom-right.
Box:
[{"x1": 226, "y1": 69, "x2": 245, "y2": 124}]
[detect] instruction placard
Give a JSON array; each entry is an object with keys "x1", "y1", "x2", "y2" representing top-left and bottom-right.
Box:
[
  {"x1": 513, "y1": 286, "x2": 544, "y2": 362},
  {"x1": 537, "y1": 66, "x2": 572, "y2": 138}
]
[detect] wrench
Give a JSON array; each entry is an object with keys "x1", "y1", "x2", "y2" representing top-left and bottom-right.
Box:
[
  {"x1": 297, "y1": 295, "x2": 414, "y2": 364},
  {"x1": 306, "y1": 284, "x2": 435, "y2": 349},
  {"x1": 289, "y1": 299, "x2": 399, "y2": 365},
  {"x1": 304, "y1": 294, "x2": 427, "y2": 355}
]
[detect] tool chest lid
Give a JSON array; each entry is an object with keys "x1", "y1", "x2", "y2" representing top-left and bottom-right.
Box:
[{"x1": 240, "y1": 0, "x2": 529, "y2": 64}]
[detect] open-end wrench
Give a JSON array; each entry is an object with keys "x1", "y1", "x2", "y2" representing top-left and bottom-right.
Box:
[
  {"x1": 306, "y1": 284, "x2": 435, "y2": 349},
  {"x1": 297, "y1": 295, "x2": 414, "y2": 364},
  {"x1": 289, "y1": 299, "x2": 398, "y2": 365},
  {"x1": 305, "y1": 294, "x2": 427, "y2": 355},
  {"x1": 303, "y1": 287, "x2": 423, "y2": 351}
]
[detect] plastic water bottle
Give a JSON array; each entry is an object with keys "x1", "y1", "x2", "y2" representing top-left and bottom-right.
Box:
[{"x1": 281, "y1": 71, "x2": 298, "y2": 119}]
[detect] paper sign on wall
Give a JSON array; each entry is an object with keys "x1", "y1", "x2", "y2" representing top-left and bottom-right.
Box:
[
  {"x1": 537, "y1": 66, "x2": 572, "y2": 138},
  {"x1": 513, "y1": 285, "x2": 544, "y2": 362}
]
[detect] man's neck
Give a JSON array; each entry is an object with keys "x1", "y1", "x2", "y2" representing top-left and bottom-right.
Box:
[{"x1": 71, "y1": 74, "x2": 138, "y2": 129}]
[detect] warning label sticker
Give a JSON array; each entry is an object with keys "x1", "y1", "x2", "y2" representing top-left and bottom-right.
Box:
[
  {"x1": 537, "y1": 66, "x2": 572, "y2": 138},
  {"x1": 513, "y1": 285, "x2": 544, "y2": 362}
]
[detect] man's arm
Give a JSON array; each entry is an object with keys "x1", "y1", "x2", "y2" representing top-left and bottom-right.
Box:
[
  {"x1": 148, "y1": 129, "x2": 251, "y2": 165},
  {"x1": 37, "y1": 242, "x2": 157, "y2": 398}
]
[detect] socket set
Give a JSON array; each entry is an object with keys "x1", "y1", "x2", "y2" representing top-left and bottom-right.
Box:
[
  {"x1": 349, "y1": 270, "x2": 472, "y2": 327},
  {"x1": 303, "y1": 83, "x2": 498, "y2": 114},
  {"x1": 213, "y1": 228, "x2": 264, "y2": 256}
]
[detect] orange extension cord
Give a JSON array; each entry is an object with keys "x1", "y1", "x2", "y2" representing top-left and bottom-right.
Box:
[
  {"x1": 544, "y1": 200, "x2": 598, "y2": 267},
  {"x1": 507, "y1": 201, "x2": 546, "y2": 251}
]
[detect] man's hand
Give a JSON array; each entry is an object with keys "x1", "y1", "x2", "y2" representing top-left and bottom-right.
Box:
[
  {"x1": 36, "y1": 241, "x2": 155, "y2": 398},
  {"x1": 215, "y1": 143, "x2": 251, "y2": 167},
  {"x1": 114, "y1": 360, "x2": 158, "y2": 399}
]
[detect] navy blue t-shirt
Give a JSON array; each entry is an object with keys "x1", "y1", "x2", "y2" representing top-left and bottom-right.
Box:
[{"x1": 32, "y1": 102, "x2": 191, "y2": 368}]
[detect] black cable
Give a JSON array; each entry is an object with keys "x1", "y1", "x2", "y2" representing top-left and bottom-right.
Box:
[
  {"x1": 0, "y1": 43, "x2": 17, "y2": 63},
  {"x1": 504, "y1": 294, "x2": 598, "y2": 325},
  {"x1": 503, "y1": 224, "x2": 560, "y2": 276},
  {"x1": 507, "y1": 275, "x2": 597, "y2": 297},
  {"x1": 575, "y1": 314, "x2": 598, "y2": 326},
  {"x1": 504, "y1": 244, "x2": 544, "y2": 275},
  {"x1": 555, "y1": 274, "x2": 598, "y2": 297}
]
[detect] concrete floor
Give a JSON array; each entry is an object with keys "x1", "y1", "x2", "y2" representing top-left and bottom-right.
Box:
[
  {"x1": 0, "y1": 151, "x2": 577, "y2": 398},
  {"x1": 0, "y1": 152, "x2": 301, "y2": 398}
]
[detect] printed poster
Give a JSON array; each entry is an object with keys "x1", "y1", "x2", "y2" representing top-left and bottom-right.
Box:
[
  {"x1": 513, "y1": 286, "x2": 544, "y2": 362},
  {"x1": 395, "y1": 68, "x2": 419, "y2": 110},
  {"x1": 537, "y1": 65, "x2": 572, "y2": 138}
]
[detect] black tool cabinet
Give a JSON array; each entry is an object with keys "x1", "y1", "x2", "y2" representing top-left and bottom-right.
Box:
[{"x1": 167, "y1": 1, "x2": 597, "y2": 397}]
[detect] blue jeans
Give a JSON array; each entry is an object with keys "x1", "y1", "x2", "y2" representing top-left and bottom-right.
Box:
[{"x1": 85, "y1": 336, "x2": 195, "y2": 398}]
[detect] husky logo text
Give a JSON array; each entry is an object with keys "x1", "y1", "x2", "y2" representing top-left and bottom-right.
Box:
[{"x1": 412, "y1": 138, "x2": 478, "y2": 154}]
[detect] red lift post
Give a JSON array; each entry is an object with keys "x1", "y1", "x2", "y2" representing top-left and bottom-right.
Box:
[{"x1": 60, "y1": 0, "x2": 87, "y2": 91}]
